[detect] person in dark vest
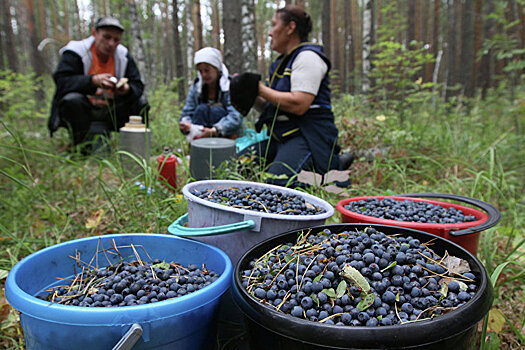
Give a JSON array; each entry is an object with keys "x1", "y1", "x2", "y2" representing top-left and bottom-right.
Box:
[
  {"x1": 231, "y1": 5, "x2": 351, "y2": 187},
  {"x1": 179, "y1": 47, "x2": 242, "y2": 142},
  {"x1": 48, "y1": 16, "x2": 149, "y2": 155}
]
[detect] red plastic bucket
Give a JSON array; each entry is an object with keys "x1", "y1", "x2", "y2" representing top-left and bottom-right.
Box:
[{"x1": 336, "y1": 193, "x2": 501, "y2": 255}]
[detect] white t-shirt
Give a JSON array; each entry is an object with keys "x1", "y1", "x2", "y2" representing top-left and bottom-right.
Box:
[{"x1": 290, "y1": 50, "x2": 328, "y2": 95}]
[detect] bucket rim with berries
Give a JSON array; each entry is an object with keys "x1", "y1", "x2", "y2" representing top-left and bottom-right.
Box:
[{"x1": 336, "y1": 193, "x2": 501, "y2": 255}]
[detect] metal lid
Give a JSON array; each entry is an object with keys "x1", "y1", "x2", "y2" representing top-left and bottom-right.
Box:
[{"x1": 190, "y1": 137, "x2": 236, "y2": 149}]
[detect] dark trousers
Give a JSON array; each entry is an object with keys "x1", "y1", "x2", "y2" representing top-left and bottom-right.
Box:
[
  {"x1": 240, "y1": 133, "x2": 313, "y2": 187},
  {"x1": 191, "y1": 103, "x2": 227, "y2": 128},
  {"x1": 58, "y1": 92, "x2": 149, "y2": 146}
]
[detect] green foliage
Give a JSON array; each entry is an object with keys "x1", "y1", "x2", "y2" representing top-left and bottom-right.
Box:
[
  {"x1": 0, "y1": 70, "x2": 47, "y2": 120},
  {"x1": 482, "y1": 0, "x2": 525, "y2": 91},
  {"x1": 367, "y1": 3, "x2": 436, "y2": 120}
]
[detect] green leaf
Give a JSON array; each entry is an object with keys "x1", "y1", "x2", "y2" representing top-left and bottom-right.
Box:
[
  {"x1": 311, "y1": 293, "x2": 320, "y2": 307},
  {"x1": 458, "y1": 281, "x2": 468, "y2": 292},
  {"x1": 395, "y1": 292, "x2": 400, "y2": 302},
  {"x1": 152, "y1": 262, "x2": 170, "y2": 270},
  {"x1": 284, "y1": 255, "x2": 294, "y2": 263},
  {"x1": 340, "y1": 264, "x2": 370, "y2": 293},
  {"x1": 336, "y1": 280, "x2": 347, "y2": 299},
  {"x1": 357, "y1": 293, "x2": 375, "y2": 311},
  {"x1": 313, "y1": 274, "x2": 323, "y2": 282},
  {"x1": 490, "y1": 261, "x2": 514, "y2": 287},
  {"x1": 380, "y1": 261, "x2": 397, "y2": 272},
  {"x1": 439, "y1": 282, "x2": 448, "y2": 298},
  {"x1": 323, "y1": 288, "x2": 336, "y2": 298},
  {"x1": 0, "y1": 269, "x2": 8, "y2": 280}
]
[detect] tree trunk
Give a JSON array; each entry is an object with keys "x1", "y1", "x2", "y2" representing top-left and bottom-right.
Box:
[
  {"x1": 241, "y1": 0, "x2": 257, "y2": 72},
  {"x1": 62, "y1": 0, "x2": 70, "y2": 41},
  {"x1": 73, "y1": 0, "x2": 82, "y2": 38},
  {"x1": 172, "y1": 0, "x2": 186, "y2": 102},
  {"x1": 1, "y1": 0, "x2": 18, "y2": 72},
  {"x1": 415, "y1": 0, "x2": 422, "y2": 42},
  {"x1": 322, "y1": 0, "x2": 331, "y2": 62},
  {"x1": 407, "y1": 0, "x2": 416, "y2": 45},
  {"x1": 192, "y1": 0, "x2": 203, "y2": 50},
  {"x1": 362, "y1": 0, "x2": 374, "y2": 93},
  {"x1": 222, "y1": 0, "x2": 242, "y2": 74},
  {"x1": 344, "y1": 0, "x2": 354, "y2": 94},
  {"x1": 445, "y1": 0, "x2": 458, "y2": 100},
  {"x1": 0, "y1": 10, "x2": 4, "y2": 72},
  {"x1": 459, "y1": 0, "x2": 474, "y2": 97},
  {"x1": 431, "y1": 0, "x2": 440, "y2": 83},
  {"x1": 211, "y1": 0, "x2": 221, "y2": 50},
  {"x1": 127, "y1": 0, "x2": 150, "y2": 93},
  {"x1": 163, "y1": 0, "x2": 174, "y2": 82},
  {"x1": 24, "y1": 0, "x2": 45, "y2": 101},
  {"x1": 472, "y1": 0, "x2": 483, "y2": 93}
]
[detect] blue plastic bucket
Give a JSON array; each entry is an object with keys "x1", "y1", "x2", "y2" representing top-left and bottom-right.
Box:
[{"x1": 5, "y1": 233, "x2": 232, "y2": 350}]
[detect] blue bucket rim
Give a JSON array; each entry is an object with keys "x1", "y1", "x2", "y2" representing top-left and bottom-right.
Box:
[{"x1": 6, "y1": 233, "x2": 232, "y2": 325}]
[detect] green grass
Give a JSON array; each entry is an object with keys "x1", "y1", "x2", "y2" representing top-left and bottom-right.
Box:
[{"x1": 0, "y1": 72, "x2": 523, "y2": 349}]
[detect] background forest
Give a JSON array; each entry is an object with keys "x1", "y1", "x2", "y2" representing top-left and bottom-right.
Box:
[{"x1": 0, "y1": 0, "x2": 524, "y2": 349}]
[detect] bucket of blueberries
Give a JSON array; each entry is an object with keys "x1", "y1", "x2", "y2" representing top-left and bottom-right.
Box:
[
  {"x1": 5, "y1": 233, "x2": 232, "y2": 350},
  {"x1": 336, "y1": 193, "x2": 501, "y2": 255},
  {"x1": 232, "y1": 223, "x2": 493, "y2": 350}
]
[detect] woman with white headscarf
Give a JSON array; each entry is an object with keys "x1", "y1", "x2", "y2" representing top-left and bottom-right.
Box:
[{"x1": 179, "y1": 47, "x2": 242, "y2": 141}]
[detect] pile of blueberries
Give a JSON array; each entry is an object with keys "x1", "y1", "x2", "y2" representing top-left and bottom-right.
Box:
[
  {"x1": 344, "y1": 197, "x2": 477, "y2": 224},
  {"x1": 192, "y1": 187, "x2": 326, "y2": 215},
  {"x1": 241, "y1": 227, "x2": 478, "y2": 327},
  {"x1": 45, "y1": 259, "x2": 220, "y2": 307}
]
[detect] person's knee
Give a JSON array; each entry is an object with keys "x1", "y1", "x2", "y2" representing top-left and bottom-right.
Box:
[{"x1": 59, "y1": 92, "x2": 88, "y2": 109}]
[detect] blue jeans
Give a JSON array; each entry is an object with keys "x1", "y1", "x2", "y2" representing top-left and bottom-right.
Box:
[{"x1": 191, "y1": 104, "x2": 227, "y2": 128}]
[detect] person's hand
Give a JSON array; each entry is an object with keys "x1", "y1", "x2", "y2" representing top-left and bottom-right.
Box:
[
  {"x1": 179, "y1": 121, "x2": 191, "y2": 134},
  {"x1": 194, "y1": 127, "x2": 217, "y2": 139},
  {"x1": 115, "y1": 82, "x2": 130, "y2": 96},
  {"x1": 92, "y1": 73, "x2": 116, "y2": 90}
]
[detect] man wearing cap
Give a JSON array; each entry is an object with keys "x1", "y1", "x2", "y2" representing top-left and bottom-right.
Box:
[
  {"x1": 48, "y1": 16, "x2": 149, "y2": 154},
  {"x1": 179, "y1": 47, "x2": 242, "y2": 141}
]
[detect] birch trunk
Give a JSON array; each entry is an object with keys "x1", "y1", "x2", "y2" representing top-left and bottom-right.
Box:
[
  {"x1": 211, "y1": 0, "x2": 221, "y2": 50},
  {"x1": 127, "y1": 0, "x2": 150, "y2": 93},
  {"x1": 172, "y1": 0, "x2": 186, "y2": 102},
  {"x1": 241, "y1": 0, "x2": 257, "y2": 72},
  {"x1": 1, "y1": 0, "x2": 18, "y2": 72},
  {"x1": 222, "y1": 0, "x2": 242, "y2": 74},
  {"x1": 362, "y1": 0, "x2": 374, "y2": 93}
]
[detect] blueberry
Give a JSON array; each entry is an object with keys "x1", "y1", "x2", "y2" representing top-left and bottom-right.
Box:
[
  {"x1": 254, "y1": 288, "x2": 266, "y2": 299},
  {"x1": 301, "y1": 297, "x2": 314, "y2": 310},
  {"x1": 291, "y1": 306, "x2": 304, "y2": 317},
  {"x1": 448, "y1": 281, "x2": 461, "y2": 293}
]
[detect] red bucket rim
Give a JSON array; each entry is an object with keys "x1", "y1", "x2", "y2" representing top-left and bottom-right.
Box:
[{"x1": 336, "y1": 196, "x2": 489, "y2": 232}]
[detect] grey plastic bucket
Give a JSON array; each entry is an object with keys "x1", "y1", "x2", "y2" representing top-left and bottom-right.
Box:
[{"x1": 168, "y1": 180, "x2": 334, "y2": 266}]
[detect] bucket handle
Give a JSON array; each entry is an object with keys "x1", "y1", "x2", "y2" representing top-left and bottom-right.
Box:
[
  {"x1": 398, "y1": 193, "x2": 501, "y2": 236},
  {"x1": 168, "y1": 213, "x2": 256, "y2": 237},
  {"x1": 113, "y1": 323, "x2": 143, "y2": 350}
]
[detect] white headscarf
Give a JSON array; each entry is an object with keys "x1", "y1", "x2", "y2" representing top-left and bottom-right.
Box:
[{"x1": 194, "y1": 47, "x2": 230, "y2": 93}]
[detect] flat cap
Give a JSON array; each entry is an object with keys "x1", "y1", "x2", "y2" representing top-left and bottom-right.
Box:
[{"x1": 95, "y1": 17, "x2": 124, "y2": 31}]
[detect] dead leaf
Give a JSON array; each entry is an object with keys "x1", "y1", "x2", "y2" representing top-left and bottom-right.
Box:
[
  {"x1": 323, "y1": 169, "x2": 350, "y2": 183},
  {"x1": 323, "y1": 185, "x2": 349, "y2": 195},
  {"x1": 297, "y1": 170, "x2": 323, "y2": 186},
  {"x1": 487, "y1": 308, "x2": 506, "y2": 333},
  {"x1": 85, "y1": 209, "x2": 105, "y2": 229},
  {"x1": 445, "y1": 255, "x2": 471, "y2": 275}
]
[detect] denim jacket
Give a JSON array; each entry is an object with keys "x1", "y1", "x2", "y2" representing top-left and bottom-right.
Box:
[{"x1": 180, "y1": 81, "x2": 242, "y2": 136}]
